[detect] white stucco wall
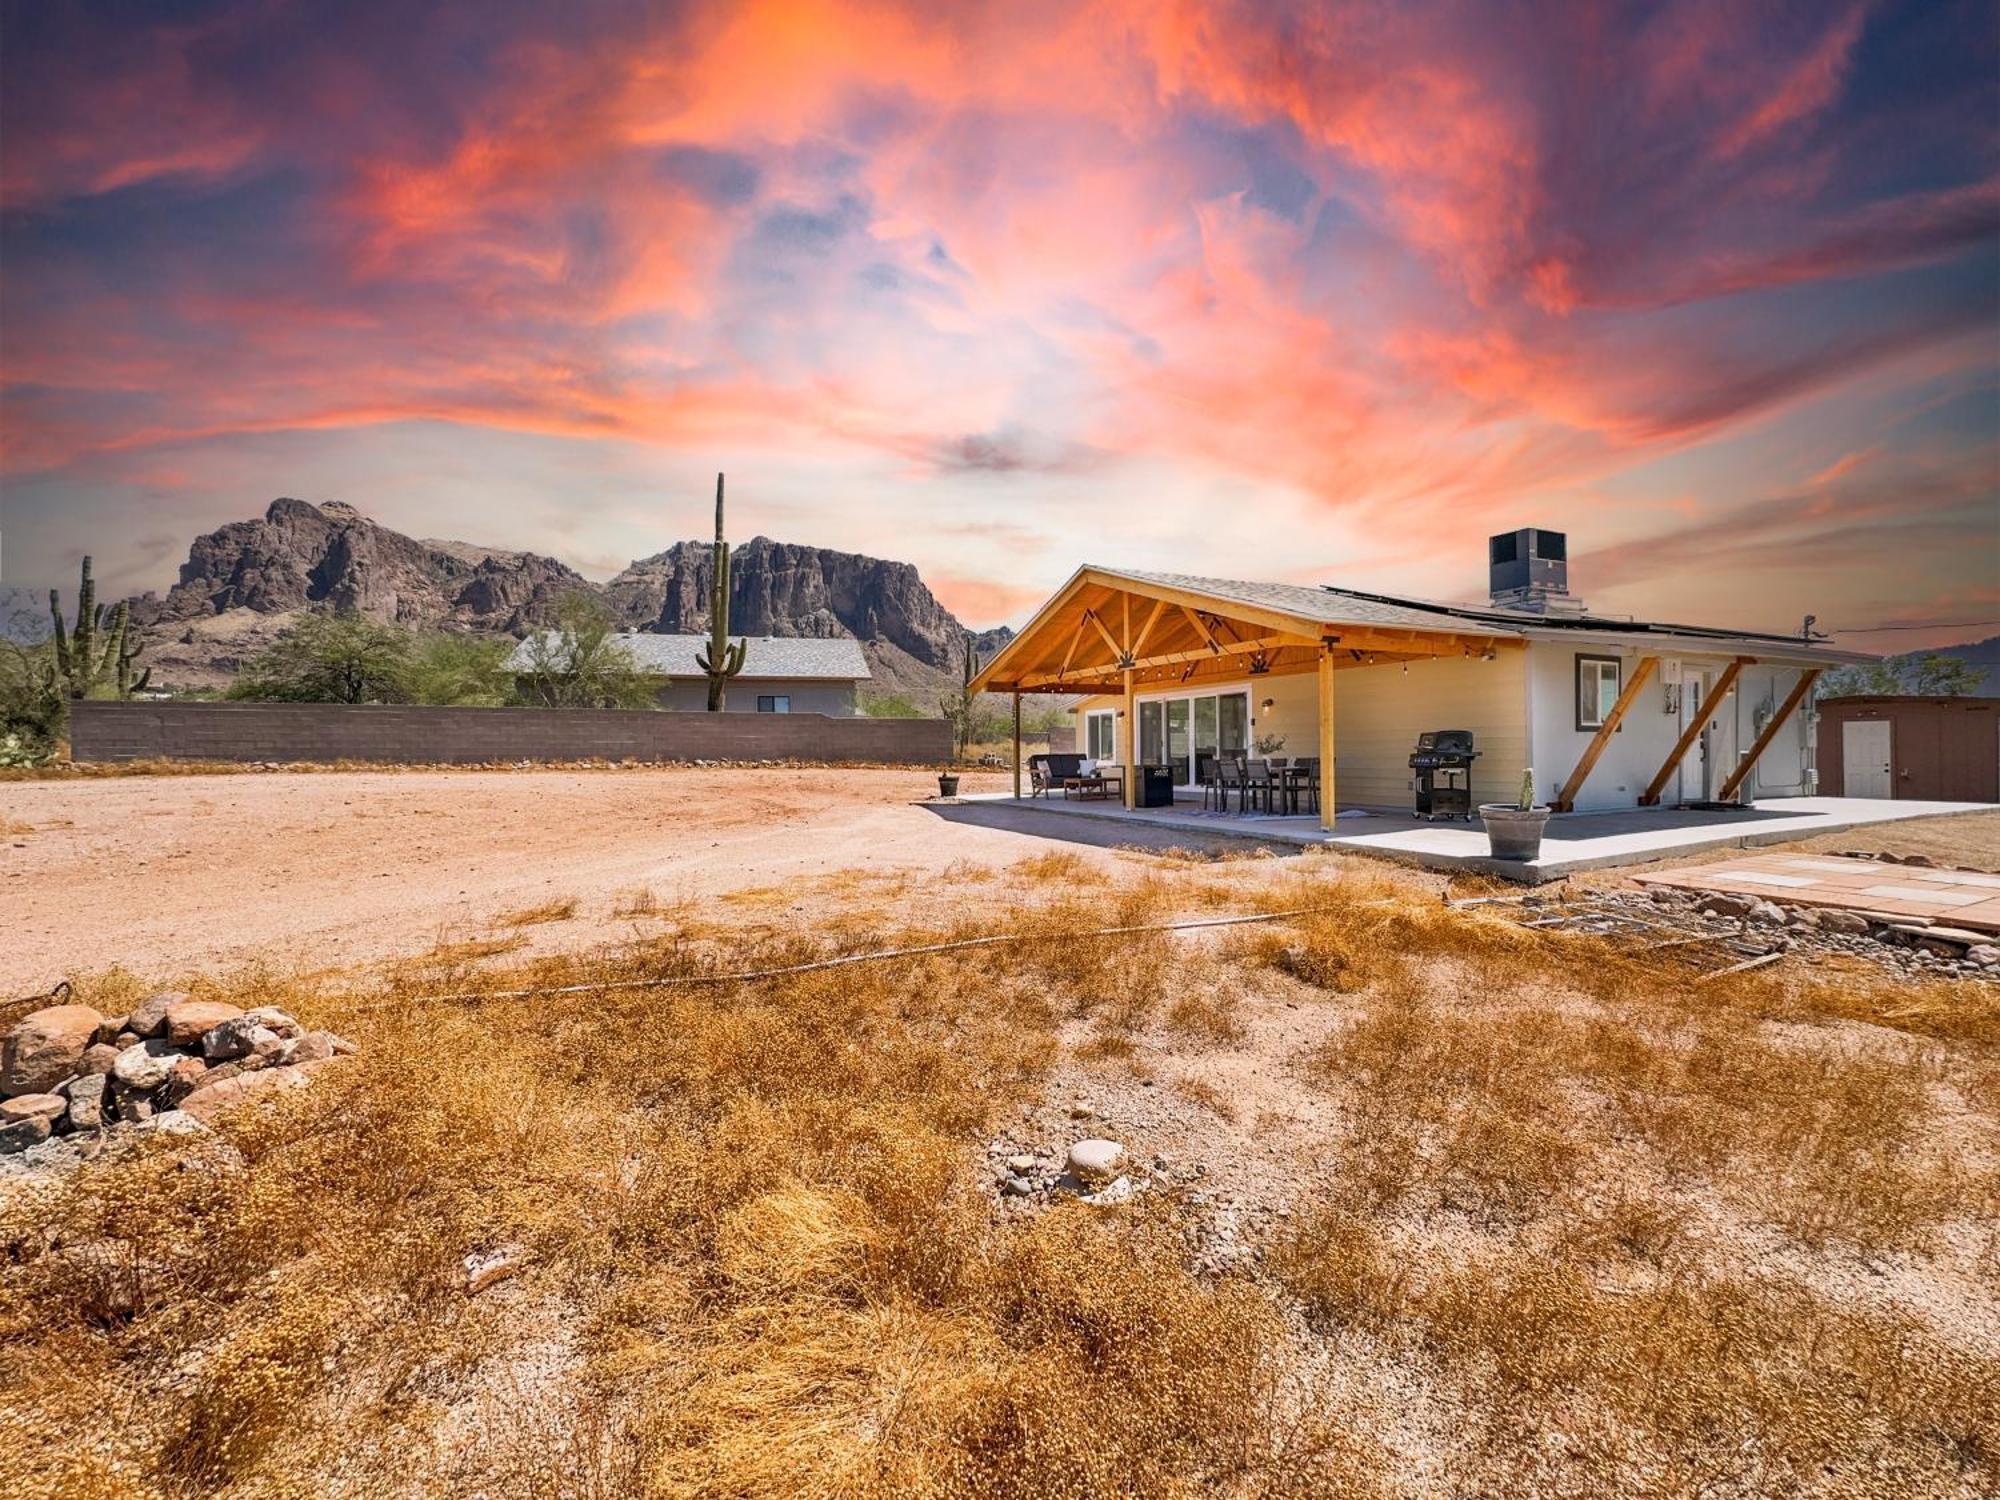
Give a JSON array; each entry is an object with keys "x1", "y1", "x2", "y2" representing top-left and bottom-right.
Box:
[
  {"x1": 1073, "y1": 642, "x2": 1818, "y2": 813},
  {"x1": 1525, "y1": 643, "x2": 1814, "y2": 810}
]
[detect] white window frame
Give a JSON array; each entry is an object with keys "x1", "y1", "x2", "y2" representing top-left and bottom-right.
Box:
[
  {"x1": 1576, "y1": 655, "x2": 1621, "y2": 731},
  {"x1": 1084, "y1": 709, "x2": 1115, "y2": 761}
]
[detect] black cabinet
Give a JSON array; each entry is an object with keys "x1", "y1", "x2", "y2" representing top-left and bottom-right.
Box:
[{"x1": 1138, "y1": 764, "x2": 1175, "y2": 808}]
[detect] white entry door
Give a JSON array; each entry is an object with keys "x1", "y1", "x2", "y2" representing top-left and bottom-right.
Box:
[
  {"x1": 1842, "y1": 721, "x2": 1893, "y2": 798},
  {"x1": 1681, "y1": 672, "x2": 1710, "y2": 802}
]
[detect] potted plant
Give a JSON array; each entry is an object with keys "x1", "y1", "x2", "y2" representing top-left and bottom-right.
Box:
[
  {"x1": 936, "y1": 769, "x2": 961, "y2": 798},
  {"x1": 1480, "y1": 768, "x2": 1551, "y2": 861}
]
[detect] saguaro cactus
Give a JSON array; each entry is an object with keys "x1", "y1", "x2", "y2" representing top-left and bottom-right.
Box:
[
  {"x1": 942, "y1": 638, "x2": 980, "y2": 757},
  {"x1": 696, "y1": 472, "x2": 746, "y2": 711},
  {"x1": 49, "y1": 556, "x2": 148, "y2": 700}
]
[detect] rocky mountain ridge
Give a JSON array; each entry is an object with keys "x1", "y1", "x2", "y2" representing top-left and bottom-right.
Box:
[{"x1": 123, "y1": 498, "x2": 1011, "y2": 701}]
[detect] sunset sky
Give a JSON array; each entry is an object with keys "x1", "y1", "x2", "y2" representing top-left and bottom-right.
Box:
[{"x1": 1, "y1": 0, "x2": 1994, "y2": 644}]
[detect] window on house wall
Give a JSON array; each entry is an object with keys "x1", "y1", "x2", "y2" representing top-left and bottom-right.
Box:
[
  {"x1": 1575, "y1": 656, "x2": 1621, "y2": 731},
  {"x1": 756, "y1": 695, "x2": 790, "y2": 714},
  {"x1": 1085, "y1": 710, "x2": 1114, "y2": 761}
]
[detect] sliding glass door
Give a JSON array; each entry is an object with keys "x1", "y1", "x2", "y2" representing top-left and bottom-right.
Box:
[{"x1": 1138, "y1": 690, "x2": 1250, "y2": 788}]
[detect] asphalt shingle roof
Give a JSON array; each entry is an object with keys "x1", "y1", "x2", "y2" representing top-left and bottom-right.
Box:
[
  {"x1": 1097, "y1": 568, "x2": 1520, "y2": 636},
  {"x1": 507, "y1": 632, "x2": 871, "y2": 681}
]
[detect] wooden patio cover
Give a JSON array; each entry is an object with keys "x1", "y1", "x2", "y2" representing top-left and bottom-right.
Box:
[{"x1": 969, "y1": 566, "x2": 1520, "y2": 825}]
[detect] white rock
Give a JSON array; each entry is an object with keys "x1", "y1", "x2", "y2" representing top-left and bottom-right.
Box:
[
  {"x1": 111, "y1": 1039, "x2": 181, "y2": 1092},
  {"x1": 1067, "y1": 1138, "x2": 1125, "y2": 1185},
  {"x1": 1080, "y1": 1176, "x2": 1135, "y2": 1206}
]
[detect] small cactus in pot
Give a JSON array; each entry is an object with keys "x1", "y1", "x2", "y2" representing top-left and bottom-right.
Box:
[{"x1": 1480, "y1": 766, "x2": 1551, "y2": 862}]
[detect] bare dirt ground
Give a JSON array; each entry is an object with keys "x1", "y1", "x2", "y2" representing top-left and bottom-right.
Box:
[
  {"x1": 5, "y1": 774, "x2": 1996, "y2": 1495},
  {"x1": 0, "y1": 767, "x2": 1151, "y2": 993}
]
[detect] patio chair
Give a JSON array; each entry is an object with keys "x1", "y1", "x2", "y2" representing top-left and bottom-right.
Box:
[
  {"x1": 1200, "y1": 755, "x2": 1227, "y2": 811},
  {"x1": 1290, "y1": 756, "x2": 1320, "y2": 816},
  {"x1": 1215, "y1": 758, "x2": 1246, "y2": 813},
  {"x1": 1243, "y1": 758, "x2": 1278, "y2": 814}
]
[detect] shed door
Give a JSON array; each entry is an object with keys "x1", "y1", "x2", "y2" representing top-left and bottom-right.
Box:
[{"x1": 1842, "y1": 720, "x2": 1893, "y2": 799}]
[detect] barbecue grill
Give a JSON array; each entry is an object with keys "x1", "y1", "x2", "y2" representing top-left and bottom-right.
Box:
[{"x1": 1409, "y1": 729, "x2": 1478, "y2": 820}]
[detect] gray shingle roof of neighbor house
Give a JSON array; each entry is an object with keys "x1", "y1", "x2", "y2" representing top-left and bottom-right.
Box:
[{"x1": 506, "y1": 633, "x2": 872, "y2": 681}]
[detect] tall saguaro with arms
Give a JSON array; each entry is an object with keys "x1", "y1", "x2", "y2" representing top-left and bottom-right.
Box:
[{"x1": 697, "y1": 473, "x2": 747, "y2": 712}]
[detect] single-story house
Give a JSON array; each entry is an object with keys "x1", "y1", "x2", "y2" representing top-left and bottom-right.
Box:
[
  {"x1": 1815, "y1": 695, "x2": 1999, "y2": 802},
  {"x1": 507, "y1": 632, "x2": 871, "y2": 713},
  {"x1": 968, "y1": 528, "x2": 1872, "y2": 826}
]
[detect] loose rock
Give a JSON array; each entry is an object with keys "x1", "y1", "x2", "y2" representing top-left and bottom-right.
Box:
[
  {"x1": 63, "y1": 1073, "x2": 107, "y2": 1131},
  {"x1": 2, "y1": 1003, "x2": 104, "y2": 1096},
  {"x1": 1067, "y1": 1138, "x2": 1126, "y2": 1185},
  {"x1": 163, "y1": 1056, "x2": 209, "y2": 1105},
  {"x1": 112, "y1": 1039, "x2": 181, "y2": 1093},
  {"x1": 280, "y1": 1032, "x2": 338, "y2": 1066},
  {"x1": 127, "y1": 991, "x2": 188, "y2": 1040},
  {"x1": 0, "y1": 1116, "x2": 52, "y2": 1154},
  {"x1": 1696, "y1": 893, "x2": 1756, "y2": 918},
  {"x1": 76, "y1": 1043, "x2": 120, "y2": 1076},
  {"x1": 0, "y1": 1093, "x2": 66, "y2": 1125},
  {"x1": 243, "y1": 1007, "x2": 304, "y2": 1040},
  {"x1": 1081, "y1": 1176, "x2": 1136, "y2": 1207},
  {"x1": 202, "y1": 1016, "x2": 277, "y2": 1062},
  {"x1": 165, "y1": 1001, "x2": 243, "y2": 1049}
]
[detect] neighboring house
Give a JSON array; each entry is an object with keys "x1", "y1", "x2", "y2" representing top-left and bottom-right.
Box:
[
  {"x1": 1815, "y1": 696, "x2": 1999, "y2": 803},
  {"x1": 970, "y1": 528, "x2": 1872, "y2": 823},
  {"x1": 507, "y1": 633, "x2": 870, "y2": 714}
]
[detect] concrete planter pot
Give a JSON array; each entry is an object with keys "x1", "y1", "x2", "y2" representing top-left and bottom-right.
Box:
[
  {"x1": 937, "y1": 773, "x2": 961, "y2": 798},
  {"x1": 1479, "y1": 804, "x2": 1551, "y2": 861}
]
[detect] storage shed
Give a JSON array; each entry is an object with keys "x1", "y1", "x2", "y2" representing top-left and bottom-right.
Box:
[{"x1": 1814, "y1": 696, "x2": 1999, "y2": 803}]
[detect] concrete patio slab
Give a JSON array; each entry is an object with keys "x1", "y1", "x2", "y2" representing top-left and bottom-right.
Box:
[
  {"x1": 944, "y1": 794, "x2": 1988, "y2": 882},
  {"x1": 1633, "y1": 853, "x2": 2000, "y2": 933}
]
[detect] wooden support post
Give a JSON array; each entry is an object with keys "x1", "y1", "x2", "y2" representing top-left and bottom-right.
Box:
[
  {"x1": 1552, "y1": 655, "x2": 1658, "y2": 812},
  {"x1": 1123, "y1": 667, "x2": 1137, "y2": 809},
  {"x1": 1716, "y1": 668, "x2": 1820, "y2": 802},
  {"x1": 1011, "y1": 692, "x2": 1022, "y2": 800},
  {"x1": 1318, "y1": 643, "x2": 1337, "y2": 831},
  {"x1": 1639, "y1": 657, "x2": 1750, "y2": 806}
]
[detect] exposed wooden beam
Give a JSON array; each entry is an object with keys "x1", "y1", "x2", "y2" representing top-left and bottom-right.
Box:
[
  {"x1": 1639, "y1": 657, "x2": 1752, "y2": 806},
  {"x1": 1130, "y1": 598, "x2": 1168, "y2": 660},
  {"x1": 1085, "y1": 608, "x2": 1124, "y2": 664},
  {"x1": 1017, "y1": 633, "x2": 1304, "y2": 689},
  {"x1": 1551, "y1": 655, "x2": 1659, "y2": 813},
  {"x1": 1055, "y1": 617, "x2": 1089, "y2": 681},
  {"x1": 1716, "y1": 668, "x2": 1820, "y2": 802},
  {"x1": 1180, "y1": 605, "x2": 1221, "y2": 654}
]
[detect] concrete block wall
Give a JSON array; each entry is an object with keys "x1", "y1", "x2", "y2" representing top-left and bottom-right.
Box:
[{"x1": 70, "y1": 701, "x2": 952, "y2": 766}]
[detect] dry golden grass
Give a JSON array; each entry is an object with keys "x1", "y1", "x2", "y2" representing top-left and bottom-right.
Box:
[
  {"x1": 498, "y1": 896, "x2": 580, "y2": 927},
  {"x1": 3, "y1": 855, "x2": 1995, "y2": 1497},
  {"x1": 610, "y1": 886, "x2": 659, "y2": 917}
]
